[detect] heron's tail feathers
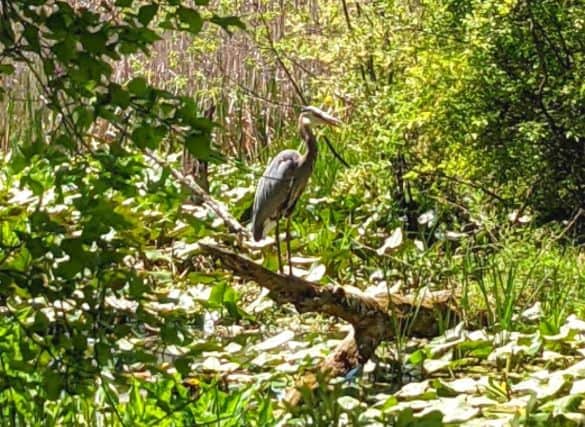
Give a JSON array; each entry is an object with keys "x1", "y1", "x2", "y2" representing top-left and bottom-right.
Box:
[
  {"x1": 253, "y1": 224, "x2": 264, "y2": 241},
  {"x1": 252, "y1": 218, "x2": 275, "y2": 241}
]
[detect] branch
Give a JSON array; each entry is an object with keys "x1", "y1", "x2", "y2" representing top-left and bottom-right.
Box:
[
  {"x1": 341, "y1": 0, "x2": 353, "y2": 32},
  {"x1": 258, "y1": 13, "x2": 307, "y2": 105},
  {"x1": 201, "y1": 243, "x2": 392, "y2": 330},
  {"x1": 144, "y1": 149, "x2": 249, "y2": 238},
  {"x1": 418, "y1": 171, "x2": 508, "y2": 203},
  {"x1": 200, "y1": 243, "x2": 459, "y2": 406}
]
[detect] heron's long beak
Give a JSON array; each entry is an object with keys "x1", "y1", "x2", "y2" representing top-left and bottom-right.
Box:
[
  {"x1": 316, "y1": 110, "x2": 347, "y2": 166},
  {"x1": 319, "y1": 111, "x2": 342, "y2": 126},
  {"x1": 302, "y1": 105, "x2": 342, "y2": 126}
]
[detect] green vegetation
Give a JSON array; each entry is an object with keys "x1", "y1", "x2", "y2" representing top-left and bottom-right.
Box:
[{"x1": 0, "y1": 0, "x2": 584, "y2": 425}]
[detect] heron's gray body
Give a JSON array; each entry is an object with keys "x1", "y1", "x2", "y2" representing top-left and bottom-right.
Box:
[{"x1": 251, "y1": 147, "x2": 316, "y2": 241}]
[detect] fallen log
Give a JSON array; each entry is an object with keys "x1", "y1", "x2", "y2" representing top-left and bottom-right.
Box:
[{"x1": 200, "y1": 243, "x2": 459, "y2": 406}]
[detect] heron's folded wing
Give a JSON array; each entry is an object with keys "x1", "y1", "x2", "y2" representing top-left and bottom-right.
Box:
[{"x1": 252, "y1": 150, "x2": 300, "y2": 238}]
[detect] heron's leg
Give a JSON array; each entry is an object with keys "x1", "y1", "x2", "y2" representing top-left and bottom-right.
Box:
[
  {"x1": 275, "y1": 220, "x2": 283, "y2": 274},
  {"x1": 286, "y1": 216, "x2": 293, "y2": 276}
]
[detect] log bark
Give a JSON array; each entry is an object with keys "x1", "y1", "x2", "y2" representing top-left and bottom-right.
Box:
[{"x1": 200, "y1": 243, "x2": 459, "y2": 406}]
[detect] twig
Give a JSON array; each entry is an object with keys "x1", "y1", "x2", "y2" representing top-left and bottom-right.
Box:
[
  {"x1": 144, "y1": 149, "x2": 249, "y2": 237},
  {"x1": 323, "y1": 135, "x2": 350, "y2": 168},
  {"x1": 418, "y1": 171, "x2": 507, "y2": 203},
  {"x1": 258, "y1": 13, "x2": 307, "y2": 105},
  {"x1": 554, "y1": 208, "x2": 584, "y2": 241},
  {"x1": 341, "y1": 0, "x2": 353, "y2": 32}
]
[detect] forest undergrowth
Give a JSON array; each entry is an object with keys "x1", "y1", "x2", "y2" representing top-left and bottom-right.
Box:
[{"x1": 1, "y1": 0, "x2": 584, "y2": 425}]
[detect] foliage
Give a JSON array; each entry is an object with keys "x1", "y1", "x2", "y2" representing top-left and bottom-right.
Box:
[
  {"x1": 266, "y1": 0, "x2": 585, "y2": 225},
  {"x1": 1, "y1": 0, "x2": 584, "y2": 425},
  {"x1": 0, "y1": 0, "x2": 248, "y2": 423}
]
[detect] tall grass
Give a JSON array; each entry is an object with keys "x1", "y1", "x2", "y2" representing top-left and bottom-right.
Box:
[
  {"x1": 1, "y1": 1, "x2": 351, "y2": 162},
  {"x1": 459, "y1": 229, "x2": 584, "y2": 332}
]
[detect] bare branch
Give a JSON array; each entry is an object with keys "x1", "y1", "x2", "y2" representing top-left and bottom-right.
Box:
[{"x1": 145, "y1": 150, "x2": 250, "y2": 238}]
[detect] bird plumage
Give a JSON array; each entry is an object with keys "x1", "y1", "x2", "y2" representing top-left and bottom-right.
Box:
[
  {"x1": 252, "y1": 149, "x2": 300, "y2": 240},
  {"x1": 252, "y1": 147, "x2": 318, "y2": 241},
  {"x1": 250, "y1": 106, "x2": 341, "y2": 274}
]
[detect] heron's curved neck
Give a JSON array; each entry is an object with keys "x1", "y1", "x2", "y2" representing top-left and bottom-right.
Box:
[{"x1": 299, "y1": 116, "x2": 318, "y2": 163}]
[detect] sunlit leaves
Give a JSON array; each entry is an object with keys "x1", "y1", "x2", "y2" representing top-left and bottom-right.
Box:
[
  {"x1": 177, "y1": 7, "x2": 203, "y2": 34},
  {"x1": 0, "y1": 64, "x2": 15, "y2": 75},
  {"x1": 137, "y1": 4, "x2": 159, "y2": 26}
]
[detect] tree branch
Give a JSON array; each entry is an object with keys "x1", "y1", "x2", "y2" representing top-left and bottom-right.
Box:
[
  {"x1": 199, "y1": 243, "x2": 459, "y2": 406},
  {"x1": 144, "y1": 149, "x2": 249, "y2": 238}
]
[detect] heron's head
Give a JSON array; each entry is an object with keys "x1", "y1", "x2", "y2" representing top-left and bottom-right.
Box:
[{"x1": 300, "y1": 106, "x2": 342, "y2": 128}]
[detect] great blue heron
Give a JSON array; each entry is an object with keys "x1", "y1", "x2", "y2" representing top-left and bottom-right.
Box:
[{"x1": 251, "y1": 106, "x2": 342, "y2": 275}]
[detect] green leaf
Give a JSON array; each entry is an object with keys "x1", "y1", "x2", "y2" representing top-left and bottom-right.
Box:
[
  {"x1": 95, "y1": 341, "x2": 111, "y2": 365},
  {"x1": 26, "y1": 237, "x2": 46, "y2": 258},
  {"x1": 0, "y1": 64, "x2": 15, "y2": 75},
  {"x1": 32, "y1": 311, "x2": 50, "y2": 333},
  {"x1": 61, "y1": 238, "x2": 84, "y2": 258},
  {"x1": 109, "y1": 83, "x2": 131, "y2": 108},
  {"x1": 80, "y1": 31, "x2": 107, "y2": 54},
  {"x1": 23, "y1": 24, "x2": 40, "y2": 51},
  {"x1": 132, "y1": 350, "x2": 157, "y2": 364},
  {"x1": 115, "y1": 0, "x2": 132, "y2": 5},
  {"x1": 224, "y1": 301, "x2": 243, "y2": 320},
  {"x1": 74, "y1": 106, "x2": 95, "y2": 131},
  {"x1": 138, "y1": 4, "x2": 158, "y2": 26},
  {"x1": 55, "y1": 258, "x2": 83, "y2": 279},
  {"x1": 430, "y1": 379, "x2": 458, "y2": 397},
  {"x1": 408, "y1": 349, "x2": 427, "y2": 365},
  {"x1": 21, "y1": 175, "x2": 44, "y2": 196},
  {"x1": 177, "y1": 7, "x2": 202, "y2": 34},
  {"x1": 131, "y1": 124, "x2": 167, "y2": 149},
  {"x1": 161, "y1": 323, "x2": 181, "y2": 345},
  {"x1": 208, "y1": 282, "x2": 227, "y2": 307},
  {"x1": 130, "y1": 382, "x2": 145, "y2": 416},
  {"x1": 55, "y1": 134, "x2": 75, "y2": 150},
  {"x1": 127, "y1": 77, "x2": 150, "y2": 98},
  {"x1": 135, "y1": 28, "x2": 161, "y2": 44},
  {"x1": 210, "y1": 15, "x2": 246, "y2": 33},
  {"x1": 381, "y1": 396, "x2": 398, "y2": 411},
  {"x1": 174, "y1": 357, "x2": 191, "y2": 377},
  {"x1": 184, "y1": 132, "x2": 211, "y2": 160},
  {"x1": 53, "y1": 36, "x2": 77, "y2": 62},
  {"x1": 44, "y1": 371, "x2": 63, "y2": 400}
]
